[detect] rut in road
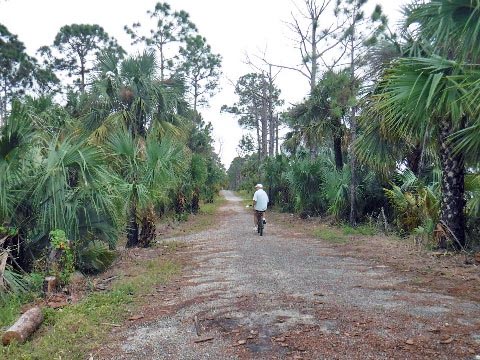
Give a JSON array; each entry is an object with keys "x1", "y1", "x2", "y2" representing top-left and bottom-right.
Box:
[{"x1": 100, "y1": 190, "x2": 480, "y2": 359}]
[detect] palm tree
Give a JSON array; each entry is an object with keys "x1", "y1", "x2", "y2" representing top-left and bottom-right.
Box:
[
  {"x1": 284, "y1": 70, "x2": 356, "y2": 169},
  {"x1": 86, "y1": 51, "x2": 190, "y2": 247},
  {"x1": 1, "y1": 97, "x2": 122, "y2": 272},
  {"x1": 107, "y1": 128, "x2": 185, "y2": 247},
  {"x1": 86, "y1": 51, "x2": 188, "y2": 140},
  {"x1": 363, "y1": 0, "x2": 480, "y2": 248}
]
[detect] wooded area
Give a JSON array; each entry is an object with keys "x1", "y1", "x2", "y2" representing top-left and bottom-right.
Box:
[
  {"x1": 0, "y1": 0, "x2": 480, "y2": 351},
  {"x1": 227, "y1": 0, "x2": 480, "y2": 252},
  {"x1": 0, "y1": 2, "x2": 226, "y2": 299}
]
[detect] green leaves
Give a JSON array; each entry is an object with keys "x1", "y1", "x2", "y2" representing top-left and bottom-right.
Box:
[
  {"x1": 176, "y1": 35, "x2": 222, "y2": 111},
  {"x1": 0, "y1": 24, "x2": 39, "y2": 117},
  {"x1": 406, "y1": 0, "x2": 480, "y2": 62},
  {"x1": 47, "y1": 24, "x2": 124, "y2": 92},
  {"x1": 124, "y1": 2, "x2": 198, "y2": 81}
]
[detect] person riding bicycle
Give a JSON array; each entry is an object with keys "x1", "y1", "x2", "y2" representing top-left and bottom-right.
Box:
[{"x1": 253, "y1": 183, "x2": 269, "y2": 231}]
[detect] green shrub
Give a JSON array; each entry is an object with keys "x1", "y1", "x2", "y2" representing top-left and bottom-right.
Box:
[
  {"x1": 76, "y1": 241, "x2": 117, "y2": 274},
  {"x1": 49, "y1": 230, "x2": 75, "y2": 285}
]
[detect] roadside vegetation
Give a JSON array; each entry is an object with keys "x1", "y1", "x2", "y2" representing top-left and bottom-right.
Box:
[
  {"x1": 0, "y1": 1, "x2": 227, "y2": 352},
  {"x1": 0, "y1": 192, "x2": 226, "y2": 357},
  {"x1": 1, "y1": 0, "x2": 480, "y2": 354},
  {"x1": 227, "y1": 0, "x2": 480, "y2": 253},
  {"x1": 2, "y1": 256, "x2": 180, "y2": 359}
]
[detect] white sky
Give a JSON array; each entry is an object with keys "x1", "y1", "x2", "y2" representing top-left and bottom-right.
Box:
[{"x1": 0, "y1": 0, "x2": 408, "y2": 168}]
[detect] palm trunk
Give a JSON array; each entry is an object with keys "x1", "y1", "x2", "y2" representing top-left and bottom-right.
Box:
[
  {"x1": 139, "y1": 206, "x2": 156, "y2": 247},
  {"x1": 438, "y1": 117, "x2": 466, "y2": 248},
  {"x1": 126, "y1": 198, "x2": 139, "y2": 248},
  {"x1": 406, "y1": 145, "x2": 422, "y2": 175},
  {"x1": 191, "y1": 188, "x2": 200, "y2": 214},
  {"x1": 333, "y1": 119, "x2": 343, "y2": 170}
]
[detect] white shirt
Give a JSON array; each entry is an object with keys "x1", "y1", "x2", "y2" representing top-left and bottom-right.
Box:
[{"x1": 253, "y1": 189, "x2": 269, "y2": 211}]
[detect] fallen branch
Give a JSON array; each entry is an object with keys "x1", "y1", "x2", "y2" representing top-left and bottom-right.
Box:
[
  {"x1": 101, "y1": 323, "x2": 121, "y2": 327},
  {"x1": 194, "y1": 315, "x2": 201, "y2": 336},
  {"x1": 100, "y1": 275, "x2": 119, "y2": 283},
  {"x1": 193, "y1": 336, "x2": 214, "y2": 343},
  {"x1": 7, "y1": 252, "x2": 27, "y2": 275}
]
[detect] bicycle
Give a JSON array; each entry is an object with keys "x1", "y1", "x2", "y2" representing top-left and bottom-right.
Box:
[{"x1": 255, "y1": 210, "x2": 265, "y2": 236}]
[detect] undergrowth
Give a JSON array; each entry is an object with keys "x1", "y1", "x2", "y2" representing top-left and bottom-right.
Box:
[
  {"x1": 312, "y1": 223, "x2": 377, "y2": 244},
  {"x1": 1, "y1": 259, "x2": 180, "y2": 360}
]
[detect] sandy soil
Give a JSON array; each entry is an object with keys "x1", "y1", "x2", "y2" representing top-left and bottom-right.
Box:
[{"x1": 95, "y1": 190, "x2": 480, "y2": 360}]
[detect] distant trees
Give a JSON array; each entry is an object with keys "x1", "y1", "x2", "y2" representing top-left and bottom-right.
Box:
[
  {"x1": 0, "y1": 24, "x2": 58, "y2": 120},
  {"x1": 124, "y1": 2, "x2": 197, "y2": 81},
  {"x1": 38, "y1": 24, "x2": 124, "y2": 92},
  {"x1": 124, "y1": 2, "x2": 221, "y2": 112},
  {"x1": 176, "y1": 35, "x2": 222, "y2": 113},
  {"x1": 0, "y1": 24, "x2": 33, "y2": 119},
  {"x1": 222, "y1": 72, "x2": 283, "y2": 161}
]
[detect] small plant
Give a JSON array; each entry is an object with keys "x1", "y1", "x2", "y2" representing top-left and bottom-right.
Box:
[
  {"x1": 76, "y1": 241, "x2": 116, "y2": 274},
  {"x1": 49, "y1": 230, "x2": 75, "y2": 285},
  {"x1": 313, "y1": 227, "x2": 348, "y2": 244},
  {"x1": 175, "y1": 213, "x2": 189, "y2": 222},
  {"x1": 342, "y1": 224, "x2": 377, "y2": 236},
  {"x1": 27, "y1": 272, "x2": 45, "y2": 292},
  {"x1": 0, "y1": 226, "x2": 18, "y2": 236}
]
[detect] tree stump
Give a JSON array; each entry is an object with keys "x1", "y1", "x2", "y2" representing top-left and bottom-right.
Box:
[
  {"x1": 44, "y1": 276, "x2": 57, "y2": 294},
  {"x1": 2, "y1": 307, "x2": 43, "y2": 345}
]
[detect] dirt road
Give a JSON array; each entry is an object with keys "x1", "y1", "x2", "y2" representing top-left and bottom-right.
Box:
[{"x1": 99, "y1": 190, "x2": 480, "y2": 359}]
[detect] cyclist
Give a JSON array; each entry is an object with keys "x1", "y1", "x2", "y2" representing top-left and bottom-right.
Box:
[{"x1": 253, "y1": 183, "x2": 269, "y2": 231}]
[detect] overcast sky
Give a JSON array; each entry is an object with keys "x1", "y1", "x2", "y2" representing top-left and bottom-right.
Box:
[{"x1": 0, "y1": 0, "x2": 408, "y2": 168}]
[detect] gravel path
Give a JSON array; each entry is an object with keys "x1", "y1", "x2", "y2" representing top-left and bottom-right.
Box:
[{"x1": 101, "y1": 190, "x2": 480, "y2": 359}]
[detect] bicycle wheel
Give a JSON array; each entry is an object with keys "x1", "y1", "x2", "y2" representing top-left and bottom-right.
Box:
[{"x1": 258, "y1": 212, "x2": 264, "y2": 236}]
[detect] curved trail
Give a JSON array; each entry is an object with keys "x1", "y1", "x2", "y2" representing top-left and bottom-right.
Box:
[{"x1": 100, "y1": 190, "x2": 480, "y2": 359}]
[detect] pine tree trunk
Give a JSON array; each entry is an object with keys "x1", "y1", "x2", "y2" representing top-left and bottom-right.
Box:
[
  {"x1": 348, "y1": 22, "x2": 357, "y2": 227},
  {"x1": 349, "y1": 117, "x2": 357, "y2": 226},
  {"x1": 261, "y1": 78, "x2": 268, "y2": 159},
  {"x1": 255, "y1": 111, "x2": 261, "y2": 161},
  {"x1": 268, "y1": 67, "x2": 275, "y2": 157},
  {"x1": 438, "y1": 117, "x2": 466, "y2": 248},
  {"x1": 348, "y1": 82, "x2": 357, "y2": 225},
  {"x1": 268, "y1": 108, "x2": 274, "y2": 157},
  {"x1": 275, "y1": 114, "x2": 279, "y2": 156}
]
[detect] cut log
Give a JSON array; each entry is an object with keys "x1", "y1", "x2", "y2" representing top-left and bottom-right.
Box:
[{"x1": 2, "y1": 307, "x2": 43, "y2": 345}]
